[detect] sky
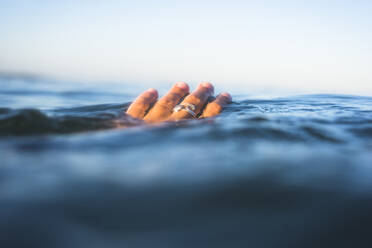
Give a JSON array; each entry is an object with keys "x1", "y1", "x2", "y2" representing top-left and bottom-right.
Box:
[{"x1": 1, "y1": 0, "x2": 371, "y2": 95}]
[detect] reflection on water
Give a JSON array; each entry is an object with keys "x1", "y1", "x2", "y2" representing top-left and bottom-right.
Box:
[{"x1": 1, "y1": 76, "x2": 372, "y2": 247}]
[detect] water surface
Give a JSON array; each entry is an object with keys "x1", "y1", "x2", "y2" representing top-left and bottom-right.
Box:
[{"x1": 1, "y1": 76, "x2": 372, "y2": 248}]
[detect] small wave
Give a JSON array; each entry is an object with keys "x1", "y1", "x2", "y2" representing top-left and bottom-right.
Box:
[
  {"x1": 301, "y1": 126, "x2": 344, "y2": 143},
  {"x1": 0, "y1": 105, "x2": 135, "y2": 136},
  {"x1": 349, "y1": 127, "x2": 372, "y2": 138},
  {"x1": 223, "y1": 126, "x2": 303, "y2": 141}
]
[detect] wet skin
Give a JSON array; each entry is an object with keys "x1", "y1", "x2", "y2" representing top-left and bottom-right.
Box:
[{"x1": 126, "y1": 82, "x2": 232, "y2": 123}]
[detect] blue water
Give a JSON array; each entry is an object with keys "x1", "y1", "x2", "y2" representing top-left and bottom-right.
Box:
[{"x1": 1, "y1": 75, "x2": 372, "y2": 248}]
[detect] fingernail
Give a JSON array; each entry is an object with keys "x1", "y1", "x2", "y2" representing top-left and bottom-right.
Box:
[
  {"x1": 146, "y1": 88, "x2": 158, "y2": 98},
  {"x1": 201, "y1": 82, "x2": 214, "y2": 93},
  {"x1": 176, "y1": 82, "x2": 189, "y2": 91},
  {"x1": 220, "y1": 92, "x2": 232, "y2": 102}
]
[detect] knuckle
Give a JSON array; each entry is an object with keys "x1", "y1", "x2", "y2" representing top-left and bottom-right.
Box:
[
  {"x1": 158, "y1": 93, "x2": 183, "y2": 106},
  {"x1": 185, "y1": 95, "x2": 201, "y2": 106},
  {"x1": 204, "y1": 103, "x2": 222, "y2": 116},
  {"x1": 158, "y1": 97, "x2": 175, "y2": 106},
  {"x1": 210, "y1": 103, "x2": 223, "y2": 113},
  {"x1": 133, "y1": 102, "x2": 148, "y2": 110}
]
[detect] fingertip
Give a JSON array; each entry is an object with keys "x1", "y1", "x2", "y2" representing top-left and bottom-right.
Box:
[
  {"x1": 200, "y1": 82, "x2": 214, "y2": 93},
  {"x1": 127, "y1": 88, "x2": 158, "y2": 119},
  {"x1": 146, "y1": 88, "x2": 158, "y2": 98},
  {"x1": 220, "y1": 92, "x2": 232, "y2": 102},
  {"x1": 201, "y1": 82, "x2": 214, "y2": 90},
  {"x1": 175, "y1": 81, "x2": 189, "y2": 92}
]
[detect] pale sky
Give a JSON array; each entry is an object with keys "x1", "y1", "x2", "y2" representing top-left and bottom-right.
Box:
[{"x1": 1, "y1": 0, "x2": 371, "y2": 95}]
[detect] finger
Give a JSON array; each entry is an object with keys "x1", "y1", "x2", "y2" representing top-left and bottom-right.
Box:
[
  {"x1": 144, "y1": 82, "x2": 189, "y2": 123},
  {"x1": 126, "y1": 88, "x2": 158, "y2": 119},
  {"x1": 201, "y1": 92, "x2": 232, "y2": 118},
  {"x1": 169, "y1": 82, "x2": 214, "y2": 120}
]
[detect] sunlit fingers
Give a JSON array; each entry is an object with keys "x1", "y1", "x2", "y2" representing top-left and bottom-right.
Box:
[
  {"x1": 126, "y1": 88, "x2": 158, "y2": 119},
  {"x1": 144, "y1": 82, "x2": 189, "y2": 123},
  {"x1": 169, "y1": 82, "x2": 214, "y2": 120},
  {"x1": 201, "y1": 92, "x2": 232, "y2": 118}
]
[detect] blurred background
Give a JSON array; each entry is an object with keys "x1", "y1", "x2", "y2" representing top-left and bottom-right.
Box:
[
  {"x1": 1, "y1": 0, "x2": 371, "y2": 96},
  {"x1": 2, "y1": 2, "x2": 372, "y2": 247}
]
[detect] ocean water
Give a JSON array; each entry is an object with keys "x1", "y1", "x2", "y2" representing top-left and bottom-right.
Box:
[{"x1": 1, "y1": 76, "x2": 372, "y2": 248}]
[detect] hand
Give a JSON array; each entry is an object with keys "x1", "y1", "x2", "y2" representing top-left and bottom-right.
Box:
[{"x1": 126, "y1": 82, "x2": 232, "y2": 123}]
